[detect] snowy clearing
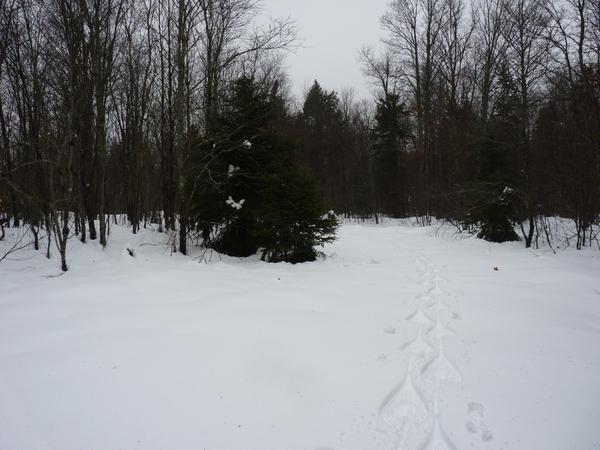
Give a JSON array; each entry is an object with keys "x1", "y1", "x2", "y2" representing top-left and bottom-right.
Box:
[{"x1": 1, "y1": 222, "x2": 599, "y2": 450}]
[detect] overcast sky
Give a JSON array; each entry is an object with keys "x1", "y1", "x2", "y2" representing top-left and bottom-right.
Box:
[{"x1": 261, "y1": 0, "x2": 388, "y2": 101}]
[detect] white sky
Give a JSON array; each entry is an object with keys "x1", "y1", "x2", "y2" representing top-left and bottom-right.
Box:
[{"x1": 261, "y1": 0, "x2": 389, "y2": 101}]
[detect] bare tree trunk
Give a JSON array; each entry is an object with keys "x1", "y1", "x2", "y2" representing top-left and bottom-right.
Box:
[{"x1": 45, "y1": 213, "x2": 51, "y2": 258}]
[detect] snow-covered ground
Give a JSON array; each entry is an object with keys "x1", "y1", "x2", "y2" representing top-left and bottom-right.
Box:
[{"x1": 1, "y1": 221, "x2": 599, "y2": 450}]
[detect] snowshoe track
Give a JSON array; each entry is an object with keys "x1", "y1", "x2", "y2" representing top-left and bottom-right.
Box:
[{"x1": 378, "y1": 253, "x2": 463, "y2": 449}]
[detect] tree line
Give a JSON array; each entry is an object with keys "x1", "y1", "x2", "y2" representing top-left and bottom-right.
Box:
[
  {"x1": 292, "y1": 0, "x2": 599, "y2": 247},
  {"x1": 0, "y1": 0, "x2": 339, "y2": 269},
  {"x1": 1, "y1": 0, "x2": 599, "y2": 271},
  {"x1": 358, "y1": 0, "x2": 600, "y2": 246}
]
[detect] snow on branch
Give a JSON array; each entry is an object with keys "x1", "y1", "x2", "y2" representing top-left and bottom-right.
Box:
[{"x1": 226, "y1": 196, "x2": 246, "y2": 211}]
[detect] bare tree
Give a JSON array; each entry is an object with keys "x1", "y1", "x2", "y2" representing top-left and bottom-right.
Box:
[
  {"x1": 0, "y1": 0, "x2": 17, "y2": 224},
  {"x1": 546, "y1": 0, "x2": 596, "y2": 82},
  {"x1": 473, "y1": 0, "x2": 507, "y2": 126},
  {"x1": 359, "y1": 46, "x2": 398, "y2": 98},
  {"x1": 439, "y1": 0, "x2": 474, "y2": 110},
  {"x1": 503, "y1": 0, "x2": 549, "y2": 247},
  {"x1": 382, "y1": 0, "x2": 447, "y2": 216},
  {"x1": 197, "y1": 0, "x2": 297, "y2": 133}
]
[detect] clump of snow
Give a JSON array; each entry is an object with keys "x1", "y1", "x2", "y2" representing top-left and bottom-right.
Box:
[
  {"x1": 242, "y1": 140, "x2": 252, "y2": 149},
  {"x1": 226, "y1": 196, "x2": 245, "y2": 210},
  {"x1": 228, "y1": 165, "x2": 240, "y2": 177}
]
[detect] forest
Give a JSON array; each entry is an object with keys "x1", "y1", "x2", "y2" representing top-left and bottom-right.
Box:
[
  {"x1": 2, "y1": 2, "x2": 600, "y2": 449},
  {"x1": 0, "y1": 0, "x2": 599, "y2": 271}
]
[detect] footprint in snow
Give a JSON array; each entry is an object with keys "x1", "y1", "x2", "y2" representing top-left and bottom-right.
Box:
[
  {"x1": 466, "y1": 402, "x2": 493, "y2": 442},
  {"x1": 407, "y1": 304, "x2": 433, "y2": 325},
  {"x1": 401, "y1": 325, "x2": 434, "y2": 357},
  {"x1": 428, "y1": 283, "x2": 445, "y2": 296},
  {"x1": 427, "y1": 314, "x2": 455, "y2": 340},
  {"x1": 420, "y1": 396, "x2": 457, "y2": 450},
  {"x1": 378, "y1": 360, "x2": 430, "y2": 447},
  {"x1": 428, "y1": 301, "x2": 451, "y2": 314},
  {"x1": 421, "y1": 340, "x2": 462, "y2": 383}
]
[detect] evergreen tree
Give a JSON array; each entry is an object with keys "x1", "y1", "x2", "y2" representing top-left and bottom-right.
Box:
[
  {"x1": 190, "y1": 77, "x2": 338, "y2": 262},
  {"x1": 466, "y1": 65, "x2": 522, "y2": 243},
  {"x1": 370, "y1": 93, "x2": 408, "y2": 216},
  {"x1": 256, "y1": 169, "x2": 338, "y2": 263},
  {"x1": 297, "y1": 81, "x2": 348, "y2": 209},
  {"x1": 467, "y1": 136, "x2": 522, "y2": 242}
]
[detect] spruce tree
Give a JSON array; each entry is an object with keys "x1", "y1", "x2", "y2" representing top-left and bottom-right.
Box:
[
  {"x1": 298, "y1": 81, "x2": 347, "y2": 209},
  {"x1": 190, "y1": 77, "x2": 338, "y2": 262},
  {"x1": 468, "y1": 136, "x2": 521, "y2": 242},
  {"x1": 370, "y1": 93, "x2": 408, "y2": 215},
  {"x1": 466, "y1": 64, "x2": 522, "y2": 243}
]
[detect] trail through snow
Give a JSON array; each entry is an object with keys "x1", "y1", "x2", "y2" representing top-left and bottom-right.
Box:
[{"x1": 1, "y1": 222, "x2": 599, "y2": 450}]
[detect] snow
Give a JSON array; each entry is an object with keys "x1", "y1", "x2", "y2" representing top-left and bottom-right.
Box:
[
  {"x1": 1, "y1": 221, "x2": 599, "y2": 450},
  {"x1": 228, "y1": 164, "x2": 240, "y2": 177},
  {"x1": 226, "y1": 196, "x2": 246, "y2": 210}
]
